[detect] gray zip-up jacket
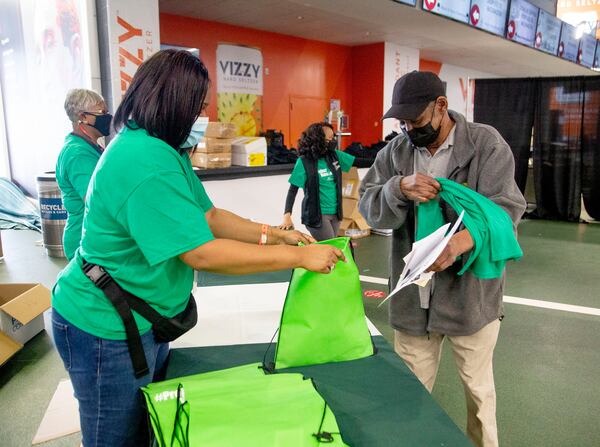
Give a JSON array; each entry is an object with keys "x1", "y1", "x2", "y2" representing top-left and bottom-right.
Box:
[{"x1": 359, "y1": 111, "x2": 526, "y2": 336}]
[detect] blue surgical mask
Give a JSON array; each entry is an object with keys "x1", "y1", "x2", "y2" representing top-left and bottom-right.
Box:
[{"x1": 181, "y1": 116, "x2": 209, "y2": 148}]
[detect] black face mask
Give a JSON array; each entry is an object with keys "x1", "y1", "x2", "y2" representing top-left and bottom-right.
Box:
[
  {"x1": 327, "y1": 139, "x2": 338, "y2": 152},
  {"x1": 403, "y1": 109, "x2": 441, "y2": 148},
  {"x1": 85, "y1": 113, "x2": 113, "y2": 136}
]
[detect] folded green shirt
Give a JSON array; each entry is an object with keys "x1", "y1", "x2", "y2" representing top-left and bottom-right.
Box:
[{"x1": 416, "y1": 178, "x2": 523, "y2": 279}]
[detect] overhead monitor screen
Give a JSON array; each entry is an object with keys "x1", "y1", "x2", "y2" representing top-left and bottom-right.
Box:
[
  {"x1": 506, "y1": 0, "x2": 540, "y2": 47},
  {"x1": 578, "y1": 33, "x2": 597, "y2": 67},
  {"x1": 594, "y1": 41, "x2": 600, "y2": 69},
  {"x1": 422, "y1": 0, "x2": 470, "y2": 24},
  {"x1": 391, "y1": 0, "x2": 417, "y2": 6},
  {"x1": 535, "y1": 9, "x2": 562, "y2": 55},
  {"x1": 469, "y1": 0, "x2": 510, "y2": 36},
  {"x1": 558, "y1": 22, "x2": 579, "y2": 62}
]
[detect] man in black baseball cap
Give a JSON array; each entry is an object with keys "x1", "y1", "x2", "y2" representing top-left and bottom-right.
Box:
[
  {"x1": 359, "y1": 70, "x2": 526, "y2": 447},
  {"x1": 382, "y1": 70, "x2": 446, "y2": 122},
  {"x1": 383, "y1": 71, "x2": 452, "y2": 152}
]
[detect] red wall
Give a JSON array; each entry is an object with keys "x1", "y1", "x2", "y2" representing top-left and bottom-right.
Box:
[
  {"x1": 160, "y1": 13, "x2": 353, "y2": 148},
  {"x1": 351, "y1": 43, "x2": 385, "y2": 146},
  {"x1": 420, "y1": 59, "x2": 442, "y2": 75}
]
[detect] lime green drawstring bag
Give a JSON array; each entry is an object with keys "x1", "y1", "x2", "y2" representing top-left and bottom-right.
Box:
[
  {"x1": 415, "y1": 178, "x2": 523, "y2": 279},
  {"x1": 142, "y1": 363, "x2": 266, "y2": 447},
  {"x1": 141, "y1": 363, "x2": 347, "y2": 446},
  {"x1": 274, "y1": 237, "x2": 374, "y2": 370}
]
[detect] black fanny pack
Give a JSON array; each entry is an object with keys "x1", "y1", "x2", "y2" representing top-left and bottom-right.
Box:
[{"x1": 81, "y1": 259, "x2": 198, "y2": 378}]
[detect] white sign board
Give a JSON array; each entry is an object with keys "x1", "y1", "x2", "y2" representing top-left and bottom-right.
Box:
[
  {"x1": 106, "y1": 0, "x2": 160, "y2": 108},
  {"x1": 216, "y1": 44, "x2": 263, "y2": 135},
  {"x1": 216, "y1": 44, "x2": 263, "y2": 95}
]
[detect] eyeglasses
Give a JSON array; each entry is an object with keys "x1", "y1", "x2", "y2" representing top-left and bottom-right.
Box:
[{"x1": 83, "y1": 110, "x2": 108, "y2": 116}]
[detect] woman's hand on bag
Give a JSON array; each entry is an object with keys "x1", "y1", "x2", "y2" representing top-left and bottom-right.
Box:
[
  {"x1": 270, "y1": 226, "x2": 315, "y2": 246},
  {"x1": 278, "y1": 213, "x2": 295, "y2": 230},
  {"x1": 299, "y1": 244, "x2": 345, "y2": 274}
]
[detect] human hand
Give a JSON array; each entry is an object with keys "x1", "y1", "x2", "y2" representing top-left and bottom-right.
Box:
[
  {"x1": 278, "y1": 213, "x2": 295, "y2": 230},
  {"x1": 400, "y1": 173, "x2": 441, "y2": 202},
  {"x1": 427, "y1": 229, "x2": 473, "y2": 272},
  {"x1": 275, "y1": 228, "x2": 315, "y2": 246},
  {"x1": 298, "y1": 244, "x2": 346, "y2": 273}
]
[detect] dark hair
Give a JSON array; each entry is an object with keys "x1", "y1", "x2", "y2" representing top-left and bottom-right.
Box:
[
  {"x1": 297, "y1": 122, "x2": 334, "y2": 160},
  {"x1": 113, "y1": 49, "x2": 210, "y2": 151}
]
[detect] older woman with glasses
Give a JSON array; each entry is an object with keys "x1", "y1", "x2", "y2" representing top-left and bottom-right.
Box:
[{"x1": 56, "y1": 89, "x2": 111, "y2": 260}]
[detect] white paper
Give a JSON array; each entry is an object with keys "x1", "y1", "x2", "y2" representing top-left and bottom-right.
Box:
[
  {"x1": 379, "y1": 211, "x2": 464, "y2": 307},
  {"x1": 413, "y1": 272, "x2": 434, "y2": 288}
]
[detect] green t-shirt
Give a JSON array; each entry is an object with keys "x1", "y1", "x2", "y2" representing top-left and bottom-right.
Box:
[
  {"x1": 289, "y1": 150, "x2": 354, "y2": 215},
  {"x1": 55, "y1": 134, "x2": 102, "y2": 260},
  {"x1": 416, "y1": 178, "x2": 523, "y2": 279},
  {"x1": 52, "y1": 125, "x2": 215, "y2": 340}
]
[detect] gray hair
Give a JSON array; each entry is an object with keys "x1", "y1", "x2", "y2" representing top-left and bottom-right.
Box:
[{"x1": 64, "y1": 89, "x2": 105, "y2": 122}]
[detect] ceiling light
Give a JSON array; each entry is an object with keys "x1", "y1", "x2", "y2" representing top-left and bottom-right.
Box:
[{"x1": 297, "y1": 15, "x2": 304, "y2": 20}]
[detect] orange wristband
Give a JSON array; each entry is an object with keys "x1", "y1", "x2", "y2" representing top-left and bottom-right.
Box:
[{"x1": 259, "y1": 224, "x2": 269, "y2": 245}]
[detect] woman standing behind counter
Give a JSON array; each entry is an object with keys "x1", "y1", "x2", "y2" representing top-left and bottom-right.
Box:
[{"x1": 280, "y1": 122, "x2": 355, "y2": 240}]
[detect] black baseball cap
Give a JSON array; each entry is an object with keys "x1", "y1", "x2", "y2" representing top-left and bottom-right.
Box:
[{"x1": 382, "y1": 71, "x2": 446, "y2": 121}]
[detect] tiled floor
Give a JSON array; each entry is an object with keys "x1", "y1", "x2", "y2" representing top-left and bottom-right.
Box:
[{"x1": 1, "y1": 219, "x2": 599, "y2": 446}]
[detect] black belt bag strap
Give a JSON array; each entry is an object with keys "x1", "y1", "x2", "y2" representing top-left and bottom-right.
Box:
[{"x1": 81, "y1": 259, "x2": 198, "y2": 378}]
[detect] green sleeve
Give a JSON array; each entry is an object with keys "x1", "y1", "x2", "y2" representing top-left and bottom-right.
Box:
[
  {"x1": 68, "y1": 153, "x2": 99, "y2": 200},
  {"x1": 336, "y1": 150, "x2": 355, "y2": 172},
  {"x1": 190, "y1": 175, "x2": 214, "y2": 212},
  {"x1": 121, "y1": 172, "x2": 215, "y2": 266},
  {"x1": 288, "y1": 159, "x2": 306, "y2": 188}
]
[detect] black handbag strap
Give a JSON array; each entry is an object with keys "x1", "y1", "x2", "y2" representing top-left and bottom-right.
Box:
[{"x1": 82, "y1": 259, "x2": 162, "y2": 378}]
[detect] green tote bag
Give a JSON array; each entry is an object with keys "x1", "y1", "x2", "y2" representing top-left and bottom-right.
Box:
[
  {"x1": 274, "y1": 237, "x2": 374, "y2": 369},
  {"x1": 141, "y1": 364, "x2": 347, "y2": 446}
]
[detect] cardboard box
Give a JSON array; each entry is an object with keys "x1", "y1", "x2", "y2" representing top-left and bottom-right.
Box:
[
  {"x1": 191, "y1": 152, "x2": 232, "y2": 169},
  {"x1": 342, "y1": 197, "x2": 358, "y2": 219},
  {"x1": 342, "y1": 167, "x2": 360, "y2": 199},
  {"x1": 339, "y1": 217, "x2": 371, "y2": 239},
  {"x1": 205, "y1": 122, "x2": 237, "y2": 139},
  {"x1": 196, "y1": 138, "x2": 234, "y2": 154},
  {"x1": 339, "y1": 189, "x2": 371, "y2": 239},
  {"x1": 231, "y1": 137, "x2": 267, "y2": 167},
  {"x1": 0, "y1": 284, "x2": 51, "y2": 366}
]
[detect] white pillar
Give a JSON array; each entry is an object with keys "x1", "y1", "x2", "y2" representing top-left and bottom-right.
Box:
[{"x1": 382, "y1": 42, "x2": 420, "y2": 139}]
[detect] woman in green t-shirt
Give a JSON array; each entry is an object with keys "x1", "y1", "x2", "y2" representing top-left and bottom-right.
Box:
[
  {"x1": 51, "y1": 50, "x2": 344, "y2": 447},
  {"x1": 280, "y1": 122, "x2": 355, "y2": 240},
  {"x1": 56, "y1": 89, "x2": 112, "y2": 260}
]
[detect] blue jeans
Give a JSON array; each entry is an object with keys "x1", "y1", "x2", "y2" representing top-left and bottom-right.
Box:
[{"x1": 52, "y1": 309, "x2": 169, "y2": 447}]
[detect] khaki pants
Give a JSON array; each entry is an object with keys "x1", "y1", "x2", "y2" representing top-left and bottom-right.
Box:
[{"x1": 394, "y1": 319, "x2": 501, "y2": 447}]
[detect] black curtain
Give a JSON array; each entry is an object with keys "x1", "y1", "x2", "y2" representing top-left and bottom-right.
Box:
[
  {"x1": 582, "y1": 78, "x2": 600, "y2": 220},
  {"x1": 474, "y1": 78, "x2": 536, "y2": 193},
  {"x1": 533, "y1": 78, "x2": 584, "y2": 222}
]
